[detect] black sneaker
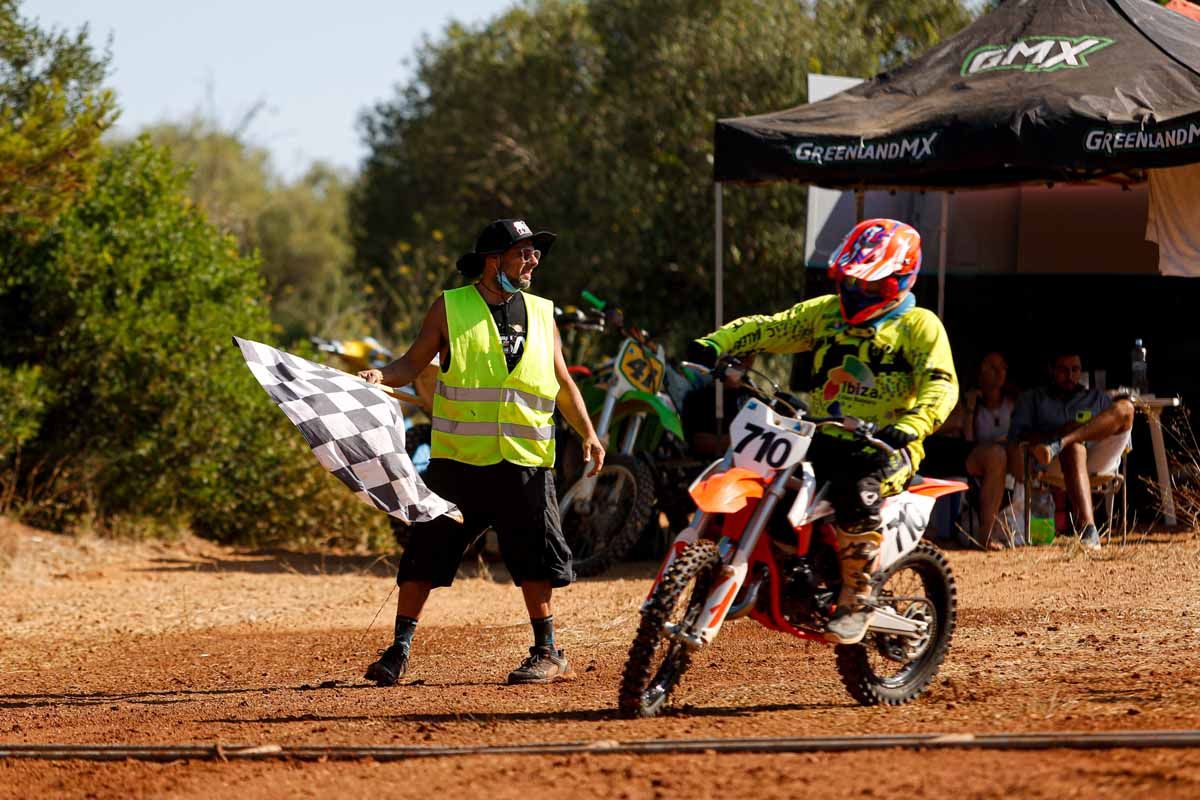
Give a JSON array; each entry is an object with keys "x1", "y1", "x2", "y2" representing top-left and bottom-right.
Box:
[
  {"x1": 364, "y1": 644, "x2": 409, "y2": 686},
  {"x1": 506, "y1": 647, "x2": 572, "y2": 684}
]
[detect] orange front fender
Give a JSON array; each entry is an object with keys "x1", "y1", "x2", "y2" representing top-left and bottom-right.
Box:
[{"x1": 689, "y1": 467, "x2": 766, "y2": 514}]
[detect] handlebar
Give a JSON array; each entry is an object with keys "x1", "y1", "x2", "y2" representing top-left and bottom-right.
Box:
[
  {"x1": 580, "y1": 290, "x2": 606, "y2": 311},
  {"x1": 554, "y1": 305, "x2": 606, "y2": 333},
  {"x1": 576, "y1": 290, "x2": 655, "y2": 347},
  {"x1": 680, "y1": 357, "x2": 896, "y2": 455}
]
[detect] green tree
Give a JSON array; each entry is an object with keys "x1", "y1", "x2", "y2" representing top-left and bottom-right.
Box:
[
  {"x1": 1, "y1": 4, "x2": 383, "y2": 545},
  {"x1": 1, "y1": 0, "x2": 114, "y2": 504},
  {"x1": 352, "y1": 0, "x2": 976, "y2": 349},
  {"x1": 0, "y1": 0, "x2": 116, "y2": 239},
  {"x1": 142, "y1": 119, "x2": 365, "y2": 342}
]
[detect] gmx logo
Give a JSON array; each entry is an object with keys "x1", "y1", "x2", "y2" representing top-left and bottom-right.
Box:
[{"x1": 961, "y1": 36, "x2": 1113, "y2": 76}]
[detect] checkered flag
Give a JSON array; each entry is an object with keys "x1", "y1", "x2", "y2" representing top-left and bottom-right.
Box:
[{"x1": 233, "y1": 336, "x2": 461, "y2": 524}]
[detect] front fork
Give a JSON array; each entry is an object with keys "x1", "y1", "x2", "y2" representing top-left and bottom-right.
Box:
[
  {"x1": 573, "y1": 391, "x2": 644, "y2": 504},
  {"x1": 573, "y1": 391, "x2": 618, "y2": 504},
  {"x1": 650, "y1": 461, "x2": 811, "y2": 649}
]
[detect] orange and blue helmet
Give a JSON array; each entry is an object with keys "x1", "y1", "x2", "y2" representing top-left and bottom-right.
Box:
[{"x1": 828, "y1": 218, "x2": 922, "y2": 325}]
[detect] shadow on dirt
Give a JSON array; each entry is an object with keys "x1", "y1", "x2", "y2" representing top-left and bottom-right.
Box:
[
  {"x1": 199, "y1": 700, "x2": 846, "y2": 727},
  {"x1": 136, "y1": 551, "x2": 402, "y2": 578},
  {"x1": 0, "y1": 686, "x2": 291, "y2": 710},
  {"x1": 134, "y1": 553, "x2": 663, "y2": 582}
]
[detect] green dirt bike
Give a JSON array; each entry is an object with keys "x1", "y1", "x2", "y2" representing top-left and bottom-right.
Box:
[{"x1": 555, "y1": 292, "x2": 703, "y2": 576}]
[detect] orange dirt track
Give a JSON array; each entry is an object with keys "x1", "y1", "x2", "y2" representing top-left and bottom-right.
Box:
[{"x1": 3, "y1": 517, "x2": 1200, "y2": 799}]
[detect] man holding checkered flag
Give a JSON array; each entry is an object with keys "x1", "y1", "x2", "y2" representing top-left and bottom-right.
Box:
[{"x1": 359, "y1": 219, "x2": 604, "y2": 686}]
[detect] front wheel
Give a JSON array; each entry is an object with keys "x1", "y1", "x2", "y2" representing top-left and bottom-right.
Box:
[
  {"x1": 618, "y1": 539, "x2": 721, "y2": 718},
  {"x1": 835, "y1": 541, "x2": 957, "y2": 706},
  {"x1": 559, "y1": 453, "x2": 655, "y2": 577}
]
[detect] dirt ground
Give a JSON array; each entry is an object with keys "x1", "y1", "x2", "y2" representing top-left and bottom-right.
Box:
[{"x1": 3, "y1": 515, "x2": 1200, "y2": 799}]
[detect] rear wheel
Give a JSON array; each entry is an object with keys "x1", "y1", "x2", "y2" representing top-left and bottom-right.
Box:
[
  {"x1": 618, "y1": 539, "x2": 721, "y2": 718},
  {"x1": 835, "y1": 541, "x2": 957, "y2": 706},
  {"x1": 559, "y1": 454, "x2": 655, "y2": 577}
]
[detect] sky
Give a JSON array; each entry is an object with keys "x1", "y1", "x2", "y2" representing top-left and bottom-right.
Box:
[{"x1": 24, "y1": 0, "x2": 516, "y2": 180}]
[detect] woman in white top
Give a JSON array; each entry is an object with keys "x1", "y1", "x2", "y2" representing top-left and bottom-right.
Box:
[{"x1": 925, "y1": 352, "x2": 1016, "y2": 549}]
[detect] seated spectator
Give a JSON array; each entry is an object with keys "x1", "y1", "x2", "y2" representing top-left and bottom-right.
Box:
[
  {"x1": 1008, "y1": 348, "x2": 1134, "y2": 550},
  {"x1": 921, "y1": 351, "x2": 1015, "y2": 550}
]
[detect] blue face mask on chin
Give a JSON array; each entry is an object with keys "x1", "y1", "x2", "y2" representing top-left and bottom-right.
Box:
[{"x1": 498, "y1": 271, "x2": 523, "y2": 294}]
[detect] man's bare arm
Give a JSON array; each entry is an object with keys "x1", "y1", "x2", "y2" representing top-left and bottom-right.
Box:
[
  {"x1": 360, "y1": 296, "x2": 446, "y2": 388},
  {"x1": 553, "y1": 324, "x2": 605, "y2": 476}
]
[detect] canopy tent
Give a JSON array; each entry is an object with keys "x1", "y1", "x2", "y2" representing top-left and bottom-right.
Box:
[
  {"x1": 715, "y1": 0, "x2": 1200, "y2": 189},
  {"x1": 710, "y1": 0, "x2": 1200, "y2": 322}
]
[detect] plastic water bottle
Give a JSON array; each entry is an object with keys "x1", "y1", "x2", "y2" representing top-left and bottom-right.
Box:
[
  {"x1": 1131, "y1": 339, "x2": 1148, "y2": 394},
  {"x1": 1029, "y1": 489, "x2": 1055, "y2": 546}
]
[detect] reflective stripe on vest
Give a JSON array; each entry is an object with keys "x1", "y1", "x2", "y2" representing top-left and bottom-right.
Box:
[
  {"x1": 435, "y1": 381, "x2": 556, "y2": 413},
  {"x1": 431, "y1": 286, "x2": 558, "y2": 467},
  {"x1": 431, "y1": 418, "x2": 555, "y2": 441}
]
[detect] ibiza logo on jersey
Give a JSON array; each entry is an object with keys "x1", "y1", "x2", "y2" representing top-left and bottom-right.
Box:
[
  {"x1": 822, "y1": 355, "x2": 878, "y2": 401},
  {"x1": 961, "y1": 36, "x2": 1113, "y2": 76}
]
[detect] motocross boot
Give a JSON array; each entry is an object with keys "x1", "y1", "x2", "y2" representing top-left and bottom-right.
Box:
[{"x1": 824, "y1": 528, "x2": 883, "y2": 645}]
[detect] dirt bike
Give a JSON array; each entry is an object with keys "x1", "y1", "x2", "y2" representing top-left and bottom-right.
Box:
[
  {"x1": 552, "y1": 301, "x2": 609, "y2": 494},
  {"x1": 556, "y1": 292, "x2": 694, "y2": 576},
  {"x1": 618, "y1": 357, "x2": 965, "y2": 717}
]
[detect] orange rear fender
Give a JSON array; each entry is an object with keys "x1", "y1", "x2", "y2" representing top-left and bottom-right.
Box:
[{"x1": 907, "y1": 476, "x2": 970, "y2": 499}]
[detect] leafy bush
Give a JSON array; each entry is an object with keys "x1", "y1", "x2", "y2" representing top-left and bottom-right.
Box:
[
  {"x1": 2, "y1": 139, "x2": 384, "y2": 545},
  {"x1": 0, "y1": 365, "x2": 46, "y2": 463}
]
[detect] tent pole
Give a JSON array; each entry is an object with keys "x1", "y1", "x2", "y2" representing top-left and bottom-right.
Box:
[
  {"x1": 855, "y1": 190, "x2": 865, "y2": 222},
  {"x1": 937, "y1": 192, "x2": 949, "y2": 320},
  {"x1": 714, "y1": 182, "x2": 724, "y2": 429}
]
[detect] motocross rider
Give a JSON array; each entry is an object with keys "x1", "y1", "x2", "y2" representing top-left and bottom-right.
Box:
[{"x1": 686, "y1": 219, "x2": 958, "y2": 645}]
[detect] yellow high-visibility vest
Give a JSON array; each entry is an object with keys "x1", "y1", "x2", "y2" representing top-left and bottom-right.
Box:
[{"x1": 431, "y1": 285, "x2": 558, "y2": 467}]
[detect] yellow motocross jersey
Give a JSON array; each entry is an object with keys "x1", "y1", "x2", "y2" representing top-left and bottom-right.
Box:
[{"x1": 700, "y1": 295, "x2": 958, "y2": 469}]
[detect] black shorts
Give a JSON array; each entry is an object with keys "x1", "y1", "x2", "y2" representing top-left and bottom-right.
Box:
[
  {"x1": 395, "y1": 458, "x2": 573, "y2": 588},
  {"x1": 806, "y1": 433, "x2": 915, "y2": 531}
]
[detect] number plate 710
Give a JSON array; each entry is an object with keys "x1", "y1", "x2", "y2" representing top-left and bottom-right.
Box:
[{"x1": 728, "y1": 400, "x2": 815, "y2": 478}]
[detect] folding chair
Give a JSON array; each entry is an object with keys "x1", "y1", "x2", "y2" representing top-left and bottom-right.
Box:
[
  {"x1": 1022, "y1": 444, "x2": 1129, "y2": 546},
  {"x1": 957, "y1": 472, "x2": 1020, "y2": 548}
]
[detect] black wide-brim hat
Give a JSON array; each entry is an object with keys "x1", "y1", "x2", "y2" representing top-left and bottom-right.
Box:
[{"x1": 456, "y1": 218, "x2": 556, "y2": 277}]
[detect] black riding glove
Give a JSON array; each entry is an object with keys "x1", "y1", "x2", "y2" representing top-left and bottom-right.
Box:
[
  {"x1": 875, "y1": 424, "x2": 918, "y2": 452},
  {"x1": 684, "y1": 339, "x2": 719, "y2": 369},
  {"x1": 855, "y1": 425, "x2": 916, "y2": 470}
]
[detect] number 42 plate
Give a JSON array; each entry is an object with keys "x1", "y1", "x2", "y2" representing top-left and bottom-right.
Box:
[{"x1": 729, "y1": 400, "x2": 816, "y2": 478}]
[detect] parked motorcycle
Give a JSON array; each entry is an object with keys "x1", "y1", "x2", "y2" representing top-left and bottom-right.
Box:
[
  {"x1": 552, "y1": 302, "x2": 609, "y2": 495},
  {"x1": 556, "y1": 292, "x2": 698, "y2": 576},
  {"x1": 618, "y1": 357, "x2": 964, "y2": 717}
]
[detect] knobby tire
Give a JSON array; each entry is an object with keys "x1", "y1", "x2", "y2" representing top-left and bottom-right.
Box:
[
  {"x1": 562, "y1": 453, "x2": 656, "y2": 577},
  {"x1": 834, "y1": 541, "x2": 957, "y2": 706},
  {"x1": 618, "y1": 539, "x2": 722, "y2": 718}
]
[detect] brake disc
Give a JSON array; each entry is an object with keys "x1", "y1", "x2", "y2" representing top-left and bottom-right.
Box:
[{"x1": 872, "y1": 597, "x2": 934, "y2": 663}]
